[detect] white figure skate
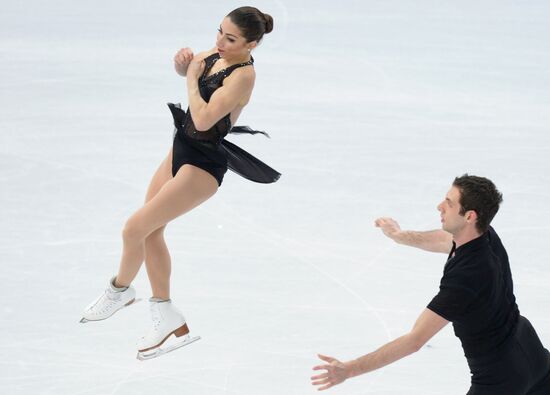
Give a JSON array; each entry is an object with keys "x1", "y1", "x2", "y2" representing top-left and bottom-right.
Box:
[
  {"x1": 80, "y1": 277, "x2": 136, "y2": 323},
  {"x1": 136, "y1": 299, "x2": 200, "y2": 361}
]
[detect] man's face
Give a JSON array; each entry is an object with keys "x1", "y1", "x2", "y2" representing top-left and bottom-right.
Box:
[{"x1": 437, "y1": 186, "x2": 468, "y2": 235}]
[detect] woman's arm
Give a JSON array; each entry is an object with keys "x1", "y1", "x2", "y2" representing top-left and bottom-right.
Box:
[
  {"x1": 186, "y1": 58, "x2": 255, "y2": 131},
  {"x1": 375, "y1": 217, "x2": 453, "y2": 254},
  {"x1": 173, "y1": 47, "x2": 217, "y2": 77}
]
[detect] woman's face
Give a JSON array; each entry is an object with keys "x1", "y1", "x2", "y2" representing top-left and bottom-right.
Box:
[{"x1": 216, "y1": 17, "x2": 256, "y2": 60}]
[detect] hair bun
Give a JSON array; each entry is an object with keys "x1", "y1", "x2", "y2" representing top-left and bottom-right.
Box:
[
  {"x1": 227, "y1": 7, "x2": 273, "y2": 42},
  {"x1": 262, "y1": 13, "x2": 274, "y2": 34}
]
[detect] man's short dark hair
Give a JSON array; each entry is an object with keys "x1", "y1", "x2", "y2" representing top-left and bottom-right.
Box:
[{"x1": 452, "y1": 174, "x2": 503, "y2": 233}]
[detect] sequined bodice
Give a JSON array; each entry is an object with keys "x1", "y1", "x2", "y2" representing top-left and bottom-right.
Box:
[{"x1": 181, "y1": 53, "x2": 254, "y2": 147}]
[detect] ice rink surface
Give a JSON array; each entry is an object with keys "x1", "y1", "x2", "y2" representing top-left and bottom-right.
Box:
[{"x1": 1, "y1": 0, "x2": 550, "y2": 394}]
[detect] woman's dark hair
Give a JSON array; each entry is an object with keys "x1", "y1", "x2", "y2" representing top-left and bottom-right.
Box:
[
  {"x1": 227, "y1": 6, "x2": 273, "y2": 43},
  {"x1": 453, "y1": 174, "x2": 503, "y2": 233}
]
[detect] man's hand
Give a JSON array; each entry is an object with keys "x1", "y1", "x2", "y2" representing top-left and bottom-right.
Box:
[
  {"x1": 375, "y1": 217, "x2": 452, "y2": 253},
  {"x1": 375, "y1": 217, "x2": 402, "y2": 241},
  {"x1": 311, "y1": 354, "x2": 352, "y2": 391}
]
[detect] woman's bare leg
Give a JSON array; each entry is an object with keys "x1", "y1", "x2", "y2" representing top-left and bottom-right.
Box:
[
  {"x1": 141, "y1": 150, "x2": 173, "y2": 300},
  {"x1": 115, "y1": 163, "x2": 218, "y2": 294},
  {"x1": 144, "y1": 227, "x2": 170, "y2": 299},
  {"x1": 114, "y1": 150, "x2": 171, "y2": 289}
]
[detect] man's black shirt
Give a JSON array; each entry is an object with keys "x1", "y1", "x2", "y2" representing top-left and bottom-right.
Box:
[{"x1": 427, "y1": 227, "x2": 519, "y2": 358}]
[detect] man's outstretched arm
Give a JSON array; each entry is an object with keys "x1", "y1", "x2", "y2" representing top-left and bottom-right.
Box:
[
  {"x1": 311, "y1": 308, "x2": 449, "y2": 391},
  {"x1": 375, "y1": 217, "x2": 453, "y2": 254}
]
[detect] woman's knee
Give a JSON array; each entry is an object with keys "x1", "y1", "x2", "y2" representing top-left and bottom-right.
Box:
[{"x1": 122, "y1": 218, "x2": 148, "y2": 244}]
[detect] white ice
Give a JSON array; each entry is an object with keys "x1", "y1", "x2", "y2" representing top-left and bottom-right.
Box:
[{"x1": 1, "y1": 1, "x2": 550, "y2": 394}]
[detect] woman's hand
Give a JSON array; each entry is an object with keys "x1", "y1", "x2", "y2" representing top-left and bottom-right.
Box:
[
  {"x1": 173, "y1": 47, "x2": 195, "y2": 76},
  {"x1": 174, "y1": 47, "x2": 194, "y2": 66},
  {"x1": 186, "y1": 58, "x2": 206, "y2": 80}
]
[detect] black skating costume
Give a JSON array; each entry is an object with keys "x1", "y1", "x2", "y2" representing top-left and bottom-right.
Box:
[{"x1": 168, "y1": 53, "x2": 280, "y2": 186}]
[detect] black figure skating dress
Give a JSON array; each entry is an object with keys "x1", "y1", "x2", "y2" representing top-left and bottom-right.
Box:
[{"x1": 168, "y1": 53, "x2": 281, "y2": 186}]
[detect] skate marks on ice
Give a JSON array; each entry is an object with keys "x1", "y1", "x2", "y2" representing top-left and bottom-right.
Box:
[
  {"x1": 213, "y1": 200, "x2": 393, "y2": 392},
  {"x1": 137, "y1": 334, "x2": 201, "y2": 361}
]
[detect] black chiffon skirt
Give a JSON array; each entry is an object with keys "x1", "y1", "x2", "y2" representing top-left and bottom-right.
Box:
[{"x1": 168, "y1": 103, "x2": 281, "y2": 185}]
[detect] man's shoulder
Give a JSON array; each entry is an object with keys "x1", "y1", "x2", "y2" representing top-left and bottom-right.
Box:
[
  {"x1": 487, "y1": 226, "x2": 506, "y2": 252},
  {"x1": 487, "y1": 225, "x2": 498, "y2": 238},
  {"x1": 444, "y1": 247, "x2": 493, "y2": 280}
]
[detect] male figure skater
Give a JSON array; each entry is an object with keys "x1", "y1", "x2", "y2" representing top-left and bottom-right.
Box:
[{"x1": 311, "y1": 174, "x2": 550, "y2": 394}]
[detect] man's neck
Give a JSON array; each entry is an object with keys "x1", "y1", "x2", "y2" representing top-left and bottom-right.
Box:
[{"x1": 453, "y1": 227, "x2": 482, "y2": 249}]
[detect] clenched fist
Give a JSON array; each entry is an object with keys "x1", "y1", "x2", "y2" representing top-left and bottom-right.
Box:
[
  {"x1": 174, "y1": 47, "x2": 195, "y2": 76},
  {"x1": 174, "y1": 47, "x2": 194, "y2": 67}
]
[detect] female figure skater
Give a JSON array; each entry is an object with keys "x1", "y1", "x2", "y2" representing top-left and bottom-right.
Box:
[{"x1": 80, "y1": 6, "x2": 280, "y2": 359}]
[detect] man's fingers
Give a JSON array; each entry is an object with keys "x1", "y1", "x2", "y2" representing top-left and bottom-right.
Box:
[
  {"x1": 311, "y1": 378, "x2": 330, "y2": 386},
  {"x1": 312, "y1": 364, "x2": 330, "y2": 371},
  {"x1": 318, "y1": 383, "x2": 333, "y2": 391},
  {"x1": 318, "y1": 354, "x2": 335, "y2": 363},
  {"x1": 310, "y1": 372, "x2": 328, "y2": 380}
]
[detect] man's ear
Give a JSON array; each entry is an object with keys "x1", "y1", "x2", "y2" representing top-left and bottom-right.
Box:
[{"x1": 466, "y1": 210, "x2": 478, "y2": 223}]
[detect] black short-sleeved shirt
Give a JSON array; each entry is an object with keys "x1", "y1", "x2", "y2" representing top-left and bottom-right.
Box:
[{"x1": 427, "y1": 227, "x2": 519, "y2": 358}]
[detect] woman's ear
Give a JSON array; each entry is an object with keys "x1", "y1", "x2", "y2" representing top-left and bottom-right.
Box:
[{"x1": 247, "y1": 41, "x2": 258, "y2": 52}]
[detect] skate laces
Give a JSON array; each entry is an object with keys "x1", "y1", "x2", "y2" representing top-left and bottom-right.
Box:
[
  {"x1": 150, "y1": 304, "x2": 162, "y2": 331},
  {"x1": 94, "y1": 289, "x2": 121, "y2": 314}
]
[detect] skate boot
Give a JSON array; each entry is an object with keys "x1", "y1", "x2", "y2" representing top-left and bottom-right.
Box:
[
  {"x1": 136, "y1": 298, "x2": 200, "y2": 360},
  {"x1": 80, "y1": 276, "x2": 136, "y2": 323}
]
